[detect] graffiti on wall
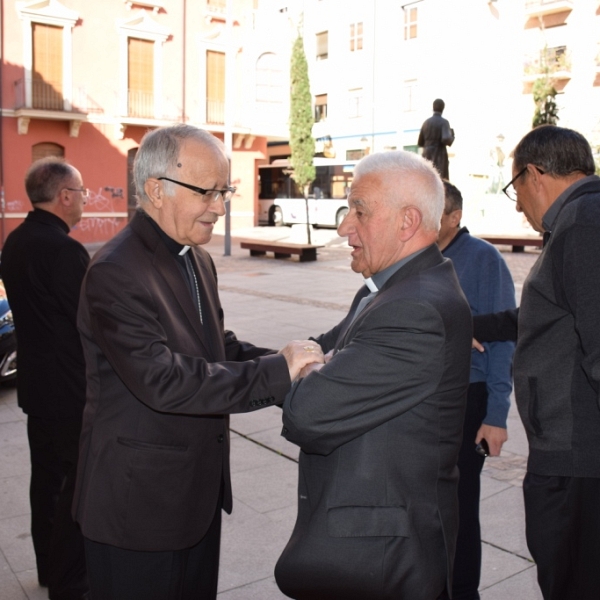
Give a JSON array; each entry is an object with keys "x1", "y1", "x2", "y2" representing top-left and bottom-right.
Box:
[
  {"x1": 86, "y1": 186, "x2": 124, "y2": 212},
  {"x1": 78, "y1": 216, "x2": 122, "y2": 236}
]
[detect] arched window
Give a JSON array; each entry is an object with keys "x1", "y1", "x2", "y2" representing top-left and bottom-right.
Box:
[
  {"x1": 32, "y1": 142, "x2": 64, "y2": 163},
  {"x1": 256, "y1": 52, "x2": 284, "y2": 105}
]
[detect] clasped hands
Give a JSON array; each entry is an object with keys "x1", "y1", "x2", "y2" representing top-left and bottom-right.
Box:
[{"x1": 279, "y1": 340, "x2": 333, "y2": 381}]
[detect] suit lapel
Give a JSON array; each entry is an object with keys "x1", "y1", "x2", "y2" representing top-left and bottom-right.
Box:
[
  {"x1": 130, "y1": 212, "x2": 214, "y2": 358},
  {"x1": 336, "y1": 245, "x2": 444, "y2": 349},
  {"x1": 189, "y1": 249, "x2": 226, "y2": 362}
]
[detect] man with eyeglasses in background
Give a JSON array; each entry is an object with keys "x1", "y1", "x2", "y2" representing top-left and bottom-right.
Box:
[
  {"x1": 474, "y1": 125, "x2": 600, "y2": 600},
  {"x1": 2, "y1": 157, "x2": 90, "y2": 599},
  {"x1": 72, "y1": 124, "x2": 322, "y2": 600}
]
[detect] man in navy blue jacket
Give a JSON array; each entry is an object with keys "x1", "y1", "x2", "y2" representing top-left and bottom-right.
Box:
[{"x1": 437, "y1": 180, "x2": 515, "y2": 600}]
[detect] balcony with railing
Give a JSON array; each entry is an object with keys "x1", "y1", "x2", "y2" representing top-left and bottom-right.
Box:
[
  {"x1": 118, "y1": 89, "x2": 182, "y2": 137},
  {"x1": 525, "y1": 0, "x2": 574, "y2": 17},
  {"x1": 523, "y1": 46, "x2": 571, "y2": 81},
  {"x1": 13, "y1": 77, "x2": 104, "y2": 136},
  {"x1": 206, "y1": 99, "x2": 224, "y2": 125},
  {"x1": 127, "y1": 89, "x2": 155, "y2": 119}
]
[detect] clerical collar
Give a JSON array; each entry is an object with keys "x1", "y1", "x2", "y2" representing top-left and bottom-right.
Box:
[
  {"x1": 364, "y1": 277, "x2": 378, "y2": 292},
  {"x1": 141, "y1": 210, "x2": 187, "y2": 257}
]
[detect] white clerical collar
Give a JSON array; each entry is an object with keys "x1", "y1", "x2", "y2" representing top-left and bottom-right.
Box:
[
  {"x1": 178, "y1": 245, "x2": 191, "y2": 256},
  {"x1": 364, "y1": 277, "x2": 379, "y2": 293}
]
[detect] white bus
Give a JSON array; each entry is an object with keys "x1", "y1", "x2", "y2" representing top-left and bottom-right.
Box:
[{"x1": 258, "y1": 158, "x2": 356, "y2": 228}]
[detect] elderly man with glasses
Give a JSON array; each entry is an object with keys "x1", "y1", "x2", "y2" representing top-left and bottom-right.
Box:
[
  {"x1": 476, "y1": 125, "x2": 600, "y2": 600},
  {"x1": 2, "y1": 157, "x2": 90, "y2": 599},
  {"x1": 72, "y1": 124, "x2": 322, "y2": 600}
]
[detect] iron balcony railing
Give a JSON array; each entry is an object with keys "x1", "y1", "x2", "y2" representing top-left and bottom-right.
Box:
[
  {"x1": 14, "y1": 78, "x2": 104, "y2": 113},
  {"x1": 523, "y1": 46, "x2": 571, "y2": 76},
  {"x1": 525, "y1": 0, "x2": 574, "y2": 9},
  {"x1": 206, "y1": 99, "x2": 225, "y2": 124}
]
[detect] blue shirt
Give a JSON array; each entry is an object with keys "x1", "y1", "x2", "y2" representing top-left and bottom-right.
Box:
[{"x1": 443, "y1": 228, "x2": 516, "y2": 427}]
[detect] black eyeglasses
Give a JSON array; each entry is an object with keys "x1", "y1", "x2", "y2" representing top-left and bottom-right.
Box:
[
  {"x1": 157, "y1": 177, "x2": 235, "y2": 203},
  {"x1": 502, "y1": 165, "x2": 545, "y2": 201},
  {"x1": 64, "y1": 187, "x2": 90, "y2": 199}
]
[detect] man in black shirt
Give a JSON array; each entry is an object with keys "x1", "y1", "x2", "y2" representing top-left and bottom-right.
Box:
[{"x1": 2, "y1": 157, "x2": 90, "y2": 600}]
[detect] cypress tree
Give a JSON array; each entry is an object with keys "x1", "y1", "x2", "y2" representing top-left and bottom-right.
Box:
[{"x1": 289, "y1": 33, "x2": 315, "y2": 244}]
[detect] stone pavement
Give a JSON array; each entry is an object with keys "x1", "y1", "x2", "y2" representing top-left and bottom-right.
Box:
[{"x1": 0, "y1": 225, "x2": 543, "y2": 599}]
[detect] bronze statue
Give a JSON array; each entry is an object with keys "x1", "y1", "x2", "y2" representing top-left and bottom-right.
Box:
[{"x1": 418, "y1": 99, "x2": 455, "y2": 179}]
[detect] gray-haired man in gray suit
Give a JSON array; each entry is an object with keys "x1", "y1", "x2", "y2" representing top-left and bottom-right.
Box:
[{"x1": 275, "y1": 150, "x2": 472, "y2": 600}]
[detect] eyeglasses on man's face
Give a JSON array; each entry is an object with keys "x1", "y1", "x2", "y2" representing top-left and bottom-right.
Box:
[
  {"x1": 64, "y1": 187, "x2": 90, "y2": 199},
  {"x1": 158, "y1": 177, "x2": 236, "y2": 203},
  {"x1": 502, "y1": 165, "x2": 545, "y2": 201}
]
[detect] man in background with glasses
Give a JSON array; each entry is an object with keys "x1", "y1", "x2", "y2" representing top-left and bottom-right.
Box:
[
  {"x1": 2, "y1": 157, "x2": 90, "y2": 599},
  {"x1": 73, "y1": 124, "x2": 322, "y2": 600},
  {"x1": 476, "y1": 125, "x2": 600, "y2": 600}
]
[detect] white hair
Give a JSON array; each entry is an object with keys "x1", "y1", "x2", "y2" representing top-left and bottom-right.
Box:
[{"x1": 353, "y1": 151, "x2": 444, "y2": 231}]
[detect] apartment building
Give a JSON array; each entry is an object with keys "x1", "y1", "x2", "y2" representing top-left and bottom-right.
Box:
[
  {"x1": 0, "y1": 0, "x2": 293, "y2": 244},
  {"x1": 1, "y1": 0, "x2": 598, "y2": 243},
  {"x1": 292, "y1": 0, "x2": 600, "y2": 231}
]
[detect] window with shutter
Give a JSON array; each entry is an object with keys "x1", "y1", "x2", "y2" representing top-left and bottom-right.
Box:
[
  {"x1": 32, "y1": 23, "x2": 63, "y2": 110},
  {"x1": 31, "y1": 142, "x2": 65, "y2": 163},
  {"x1": 206, "y1": 50, "x2": 225, "y2": 124},
  {"x1": 315, "y1": 94, "x2": 328, "y2": 122},
  {"x1": 128, "y1": 38, "x2": 154, "y2": 117},
  {"x1": 316, "y1": 31, "x2": 328, "y2": 60}
]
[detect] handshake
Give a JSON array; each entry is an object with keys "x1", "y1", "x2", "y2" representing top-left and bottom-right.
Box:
[{"x1": 279, "y1": 340, "x2": 333, "y2": 381}]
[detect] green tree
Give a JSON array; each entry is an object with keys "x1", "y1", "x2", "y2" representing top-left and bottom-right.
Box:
[
  {"x1": 289, "y1": 33, "x2": 315, "y2": 244},
  {"x1": 532, "y1": 77, "x2": 559, "y2": 127}
]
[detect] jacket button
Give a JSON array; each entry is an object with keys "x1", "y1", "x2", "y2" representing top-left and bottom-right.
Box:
[
  {"x1": 282, "y1": 427, "x2": 288, "y2": 434},
  {"x1": 217, "y1": 434, "x2": 224, "y2": 443}
]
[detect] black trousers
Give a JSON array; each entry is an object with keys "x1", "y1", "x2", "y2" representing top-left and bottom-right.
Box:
[
  {"x1": 27, "y1": 416, "x2": 87, "y2": 599},
  {"x1": 452, "y1": 382, "x2": 488, "y2": 600},
  {"x1": 84, "y1": 495, "x2": 223, "y2": 600},
  {"x1": 524, "y1": 473, "x2": 600, "y2": 600}
]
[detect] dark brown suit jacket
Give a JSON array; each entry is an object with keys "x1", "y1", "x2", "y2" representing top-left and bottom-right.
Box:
[{"x1": 73, "y1": 211, "x2": 291, "y2": 551}]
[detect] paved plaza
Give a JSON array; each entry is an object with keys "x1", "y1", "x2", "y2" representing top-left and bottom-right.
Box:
[{"x1": 0, "y1": 225, "x2": 543, "y2": 599}]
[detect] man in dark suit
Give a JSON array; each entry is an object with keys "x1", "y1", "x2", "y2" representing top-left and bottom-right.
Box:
[
  {"x1": 73, "y1": 124, "x2": 322, "y2": 600},
  {"x1": 2, "y1": 157, "x2": 90, "y2": 599},
  {"x1": 418, "y1": 98, "x2": 455, "y2": 179},
  {"x1": 275, "y1": 151, "x2": 473, "y2": 600}
]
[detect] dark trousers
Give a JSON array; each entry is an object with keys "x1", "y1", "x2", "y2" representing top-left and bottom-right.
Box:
[
  {"x1": 84, "y1": 496, "x2": 223, "y2": 600},
  {"x1": 524, "y1": 473, "x2": 600, "y2": 600},
  {"x1": 452, "y1": 382, "x2": 488, "y2": 600},
  {"x1": 27, "y1": 416, "x2": 87, "y2": 599}
]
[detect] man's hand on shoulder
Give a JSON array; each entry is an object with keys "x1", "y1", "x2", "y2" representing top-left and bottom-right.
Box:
[
  {"x1": 476, "y1": 424, "x2": 508, "y2": 457},
  {"x1": 279, "y1": 341, "x2": 325, "y2": 381}
]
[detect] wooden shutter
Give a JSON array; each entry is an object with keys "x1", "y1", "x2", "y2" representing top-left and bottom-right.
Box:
[
  {"x1": 32, "y1": 23, "x2": 63, "y2": 110},
  {"x1": 31, "y1": 142, "x2": 64, "y2": 163},
  {"x1": 206, "y1": 50, "x2": 225, "y2": 124},
  {"x1": 316, "y1": 31, "x2": 328, "y2": 60},
  {"x1": 128, "y1": 38, "x2": 154, "y2": 117}
]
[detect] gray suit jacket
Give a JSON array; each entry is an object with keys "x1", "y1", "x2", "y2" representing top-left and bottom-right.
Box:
[
  {"x1": 275, "y1": 245, "x2": 472, "y2": 600},
  {"x1": 73, "y1": 211, "x2": 291, "y2": 551}
]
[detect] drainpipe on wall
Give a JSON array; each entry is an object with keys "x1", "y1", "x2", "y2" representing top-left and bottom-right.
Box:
[
  {"x1": 0, "y1": 0, "x2": 5, "y2": 247},
  {"x1": 181, "y1": 0, "x2": 186, "y2": 122},
  {"x1": 223, "y1": 0, "x2": 234, "y2": 257}
]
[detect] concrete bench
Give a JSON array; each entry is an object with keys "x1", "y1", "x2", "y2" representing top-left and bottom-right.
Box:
[
  {"x1": 240, "y1": 240, "x2": 324, "y2": 262},
  {"x1": 479, "y1": 234, "x2": 543, "y2": 253}
]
